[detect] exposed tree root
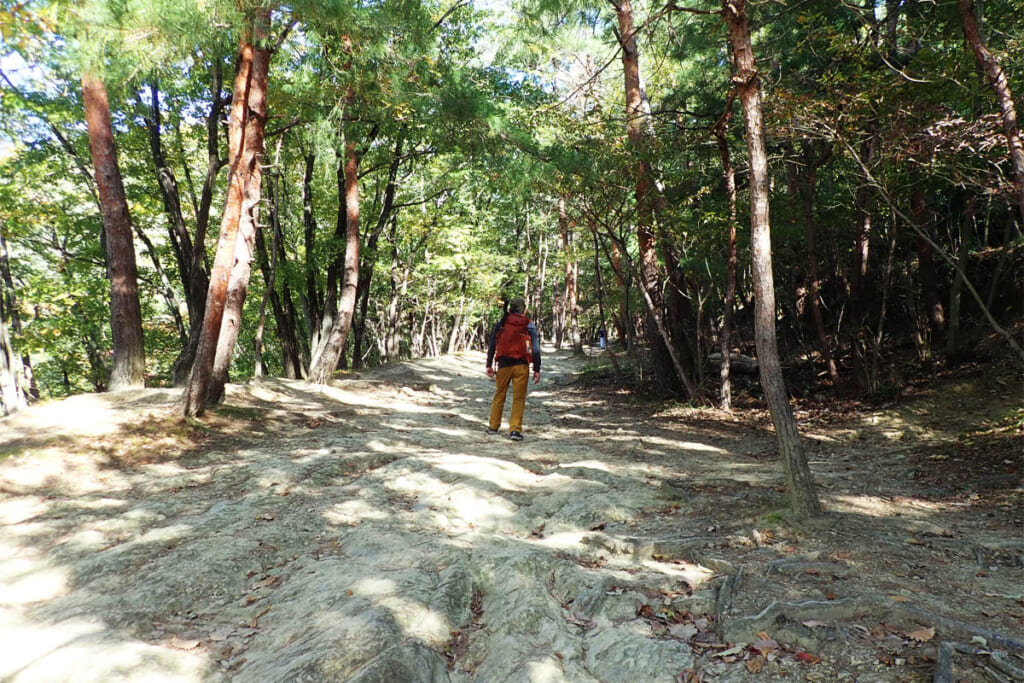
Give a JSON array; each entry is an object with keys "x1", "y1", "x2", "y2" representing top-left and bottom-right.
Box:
[
  {"x1": 935, "y1": 641, "x2": 1024, "y2": 683},
  {"x1": 723, "y1": 594, "x2": 1024, "y2": 656}
]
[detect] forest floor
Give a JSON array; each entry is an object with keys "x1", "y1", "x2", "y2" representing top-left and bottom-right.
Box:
[{"x1": 0, "y1": 346, "x2": 1021, "y2": 682}]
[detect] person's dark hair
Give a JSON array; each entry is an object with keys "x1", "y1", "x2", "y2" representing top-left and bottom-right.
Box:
[{"x1": 508, "y1": 298, "x2": 526, "y2": 314}]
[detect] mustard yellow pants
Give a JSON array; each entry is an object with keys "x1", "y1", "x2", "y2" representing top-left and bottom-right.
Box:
[{"x1": 489, "y1": 364, "x2": 529, "y2": 433}]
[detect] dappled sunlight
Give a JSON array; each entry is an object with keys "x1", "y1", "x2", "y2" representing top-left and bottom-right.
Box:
[
  {"x1": 347, "y1": 576, "x2": 451, "y2": 644},
  {"x1": 640, "y1": 436, "x2": 724, "y2": 454},
  {"x1": 324, "y1": 499, "x2": 391, "y2": 526},
  {"x1": 0, "y1": 611, "x2": 207, "y2": 682},
  {"x1": 10, "y1": 346, "x2": 1015, "y2": 681},
  {"x1": 640, "y1": 559, "x2": 715, "y2": 589},
  {"x1": 0, "y1": 544, "x2": 69, "y2": 604},
  {"x1": 829, "y1": 494, "x2": 951, "y2": 519},
  {"x1": 526, "y1": 657, "x2": 565, "y2": 681},
  {"x1": 428, "y1": 453, "x2": 539, "y2": 490},
  {"x1": 0, "y1": 495, "x2": 50, "y2": 525}
]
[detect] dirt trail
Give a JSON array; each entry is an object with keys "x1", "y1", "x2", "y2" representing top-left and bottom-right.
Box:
[{"x1": 0, "y1": 348, "x2": 1021, "y2": 682}]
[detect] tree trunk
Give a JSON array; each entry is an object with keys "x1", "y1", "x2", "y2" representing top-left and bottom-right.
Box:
[
  {"x1": 0, "y1": 316, "x2": 26, "y2": 415},
  {"x1": 354, "y1": 132, "x2": 404, "y2": 368},
  {"x1": 714, "y1": 117, "x2": 738, "y2": 410},
  {"x1": 145, "y1": 81, "x2": 195, "y2": 318},
  {"x1": 82, "y1": 73, "x2": 146, "y2": 391},
  {"x1": 723, "y1": 0, "x2": 821, "y2": 518},
  {"x1": 302, "y1": 153, "x2": 322, "y2": 332},
  {"x1": 615, "y1": 0, "x2": 673, "y2": 386},
  {"x1": 610, "y1": 240, "x2": 629, "y2": 348},
  {"x1": 848, "y1": 132, "x2": 876, "y2": 389},
  {"x1": 308, "y1": 138, "x2": 360, "y2": 383},
  {"x1": 0, "y1": 233, "x2": 37, "y2": 401},
  {"x1": 558, "y1": 198, "x2": 583, "y2": 355},
  {"x1": 182, "y1": 16, "x2": 267, "y2": 416},
  {"x1": 172, "y1": 60, "x2": 222, "y2": 385},
  {"x1": 800, "y1": 143, "x2": 840, "y2": 386},
  {"x1": 946, "y1": 200, "x2": 973, "y2": 362},
  {"x1": 911, "y1": 190, "x2": 945, "y2": 337},
  {"x1": 959, "y1": 0, "x2": 1024, "y2": 224},
  {"x1": 253, "y1": 145, "x2": 284, "y2": 379},
  {"x1": 205, "y1": 20, "x2": 271, "y2": 405}
]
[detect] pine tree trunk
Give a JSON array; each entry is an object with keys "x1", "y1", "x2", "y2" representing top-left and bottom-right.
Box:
[
  {"x1": 82, "y1": 73, "x2": 146, "y2": 391},
  {"x1": 723, "y1": 0, "x2": 821, "y2": 518},
  {"x1": 302, "y1": 153, "x2": 322, "y2": 331},
  {"x1": 172, "y1": 61, "x2": 222, "y2": 385},
  {"x1": 959, "y1": 0, "x2": 1024, "y2": 224},
  {"x1": 714, "y1": 119, "x2": 738, "y2": 410},
  {"x1": 308, "y1": 139, "x2": 360, "y2": 383},
  {"x1": 800, "y1": 146, "x2": 840, "y2": 386},
  {"x1": 182, "y1": 16, "x2": 267, "y2": 416}
]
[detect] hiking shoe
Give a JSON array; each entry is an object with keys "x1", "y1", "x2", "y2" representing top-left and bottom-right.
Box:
[
  {"x1": 509, "y1": 431, "x2": 523, "y2": 441},
  {"x1": 486, "y1": 427, "x2": 499, "y2": 435}
]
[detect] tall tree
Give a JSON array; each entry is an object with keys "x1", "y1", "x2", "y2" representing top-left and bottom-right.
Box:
[
  {"x1": 958, "y1": 0, "x2": 1024, "y2": 224},
  {"x1": 308, "y1": 136, "x2": 360, "y2": 383},
  {"x1": 82, "y1": 72, "x2": 147, "y2": 390},
  {"x1": 722, "y1": 0, "x2": 821, "y2": 518},
  {"x1": 613, "y1": 0, "x2": 697, "y2": 398},
  {"x1": 182, "y1": 8, "x2": 271, "y2": 416}
]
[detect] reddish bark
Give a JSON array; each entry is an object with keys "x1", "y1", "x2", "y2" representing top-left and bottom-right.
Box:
[
  {"x1": 82, "y1": 73, "x2": 147, "y2": 391},
  {"x1": 614, "y1": 0, "x2": 696, "y2": 398},
  {"x1": 208, "y1": 29, "x2": 270, "y2": 404},
  {"x1": 182, "y1": 21, "x2": 263, "y2": 416}
]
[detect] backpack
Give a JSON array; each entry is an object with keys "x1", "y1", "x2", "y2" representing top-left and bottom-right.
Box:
[{"x1": 495, "y1": 312, "x2": 531, "y2": 362}]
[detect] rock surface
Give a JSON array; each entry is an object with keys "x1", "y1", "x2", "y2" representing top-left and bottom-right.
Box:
[{"x1": 0, "y1": 349, "x2": 705, "y2": 682}]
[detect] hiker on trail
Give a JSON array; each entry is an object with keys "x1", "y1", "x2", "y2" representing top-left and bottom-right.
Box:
[
  {"x1": 486, "y1": 298, "x2": 541, "y2": 442},
  {"x1": 597, "y1": 325, "x2": 607, "y2": 350}
]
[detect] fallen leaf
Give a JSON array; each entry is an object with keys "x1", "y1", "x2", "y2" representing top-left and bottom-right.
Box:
[
  {"x1": 751, "y1": 638, "x2": 778, "y2": 655},
  {"x1": 746, "y1": 658, "x2": 764, "y2": 673},
  {"x1": 756, "y1": 630, "x2": 772, "y2": 640},
  {"x1": 889, "y1": 595, "x2": 910, "y2": 602},
  {"x1": 795, "y1": 652, "x2": 819, "y2": 664},
  {"x1": 907, "y1": 626, "x2": 935, "y2": 642},
  {"x1": 637, "y1": 603, "x2": 656, "y2": 619},
  {"x1": 251, "y1": 575, "x2": 279, "y2": 590},
  {"x1": 713, "y1": 644, "x2": 746, "y2": 658},
  {"x1": 802, "y1": 620, "x2": 827, "y2": 628},
  {"x1": 589, "y1": 521, "x2": 607, "y2": 531}
]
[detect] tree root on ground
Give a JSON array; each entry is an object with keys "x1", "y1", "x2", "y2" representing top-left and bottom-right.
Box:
[
  {"x1": 935, "y1": 641, "x2": 1024, "y2": 683},
  {"x1": 722, "y1": 594, "x2": 1024, "y2": 656}
]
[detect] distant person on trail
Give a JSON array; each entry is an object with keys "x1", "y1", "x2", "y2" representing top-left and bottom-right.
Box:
[
  {"x1": 486, "y1": 298, "x2": 541, "y2": 442},
  {"x1": 597, "y1": 325, "x2": 607, "y2": 350}
]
